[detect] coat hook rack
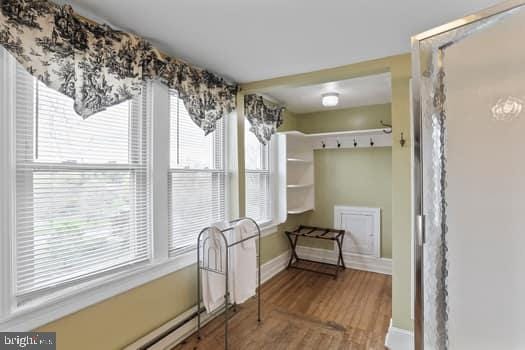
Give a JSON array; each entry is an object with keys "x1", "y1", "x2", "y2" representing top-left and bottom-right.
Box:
[
  {"x1": 380, "y1": 120, "x2": 392, "y2": 134},
  {"x1": 370, "y1": 138, "x2": 374, "y2": 147},
  {"x1": 321, "y1": 140, "x2": 326, "y2": 149},
  {"x1": 336, "y1": 139, "x2": 341, "y2": 148},
  {"x1": 399, "y1": 132, "x2": 406, "y2": 147},
  {"x1": 353, "y1": 138, "x2": 358, "y2": 148}
]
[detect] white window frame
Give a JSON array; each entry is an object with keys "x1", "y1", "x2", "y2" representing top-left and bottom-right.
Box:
[
  {"x1": 15, "y1": 78, "x2": 152, "y2": 302},
  {"x1": 168, "y1": 90, "x2": 229, "y2": 257},
  {"x1": 244, "y1": 121, "x2": 280, "y2": 237},
  {"x1": 245, "y1": 132, "x2": 271, "y2": 226},
  {"x1": 265, "y1": 136, "x2": 280, "y2": 236},
  {"x1": 0, "y1": 52, "x2": 236, "y2": 330}
]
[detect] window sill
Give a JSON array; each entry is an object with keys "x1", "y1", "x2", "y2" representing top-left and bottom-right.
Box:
[
  {"x1": 0, "y1": 251, "x2": 197, "y2": 332},
  {"x1": 259, "y1": 222, "x2": 279, "y2": 237}
]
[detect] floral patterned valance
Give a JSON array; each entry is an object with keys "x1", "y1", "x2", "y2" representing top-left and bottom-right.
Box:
[
  {"x1": 244, "y1": 94, "x2": 284, "y2": 145},
  {"x1": 0, "y1": 0, "x2": 237, "y2": 135}
]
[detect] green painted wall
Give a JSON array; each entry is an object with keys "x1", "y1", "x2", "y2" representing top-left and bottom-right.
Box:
[
  {"x1": 390, "y1": 56, "x2": 413, "y2": 331},
  {"x1": 298, "y1": 147, "x2": 393, "y2": 258},
  {"x1": 287, "y1": 104, "x2": 393, "y2": 258}
]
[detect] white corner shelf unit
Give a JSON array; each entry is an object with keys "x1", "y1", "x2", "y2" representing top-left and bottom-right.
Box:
[
  {"x1": 277, "y1": 129, "x2": 392, "y2": 223},
  {"x1": 277, "y1": 131, "x2": 315, "y2": 222}
]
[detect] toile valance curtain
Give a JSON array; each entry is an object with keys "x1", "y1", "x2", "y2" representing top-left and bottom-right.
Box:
[
  {"x1": 0, "y1": 0, "x2": 237, "y2": 135},
  {"x1": 244, "y1": 94, "x2": 284, "y2": 145}
]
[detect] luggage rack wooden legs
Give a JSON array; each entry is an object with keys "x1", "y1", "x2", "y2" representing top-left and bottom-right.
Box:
[{"x1": 285, "y1": 225, "x2": 346, "y2": 279}]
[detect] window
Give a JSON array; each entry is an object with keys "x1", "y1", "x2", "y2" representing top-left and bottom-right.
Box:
[
  {"x1": 0, "y1": 48, "x2": 234, "y2": 330},
  {"x1": 14, "y1": 66, "x2": 151, "y2": 300},
  {"x1": 168, "y1": 90, "x2": 227, "y2": 256},
  {"x1": 245, "y1": 121, "x2": 272, "y2": 225}
]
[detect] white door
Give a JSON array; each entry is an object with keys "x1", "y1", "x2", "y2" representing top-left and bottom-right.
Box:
[{"x1": 334, "y1": 206, "x2": 380, "y2": 258}]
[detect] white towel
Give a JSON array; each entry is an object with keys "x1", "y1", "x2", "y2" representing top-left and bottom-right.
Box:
[
  {"x1": 201, "y1": 223, "x2": 234, "y2": 313},
  {"x1": 231, "y1": 219, "x2": 257, "y2": 304}
]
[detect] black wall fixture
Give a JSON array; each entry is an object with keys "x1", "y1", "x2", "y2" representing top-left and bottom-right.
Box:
[{"x1": 400, "y1": 132, "x2": 406, "y2": 147}]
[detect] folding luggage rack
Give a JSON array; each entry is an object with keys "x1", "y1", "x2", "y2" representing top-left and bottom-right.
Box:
[{"x1": 285, "y1": 225, "x2": 346, "y2": 278}]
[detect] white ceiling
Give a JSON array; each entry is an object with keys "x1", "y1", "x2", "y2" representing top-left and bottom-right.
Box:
[
  {"x1": 266, "y1": 73, "x2": 391, "y2": 114},
  {"x1": 66, "y1": 0, "x2": 500, "y2": 83}
]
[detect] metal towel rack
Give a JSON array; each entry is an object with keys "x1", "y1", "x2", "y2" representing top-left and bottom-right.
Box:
[{"x1": 196, "y1": 217, "x2": 262, "y2": 349}]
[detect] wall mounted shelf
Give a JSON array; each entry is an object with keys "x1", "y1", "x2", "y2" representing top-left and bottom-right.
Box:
[
  {"x1": 308, "y1": 128, "x2": 392, "y2": 150},
  {"x1": 287, "y1": 207, "x2": 314, "y2": 215},
  {"x1": 277, "y1": 131, "x2": 315, "y2": 223},
  {"x1": 276, "y1": 129, "x2": 392, "y2": 223}
]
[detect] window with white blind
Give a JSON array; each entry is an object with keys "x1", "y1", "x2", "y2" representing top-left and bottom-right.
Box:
[
  {"x1": 0, "y1": 48, "x2": 237, "y2": 330},
  {"x1": 245, "y1": 121, "x2": 272, "y2": 225},
  {"x1": 168, "y1": 90, "x2": 227, "y2": 256},
  {"x1": 14, "y1": 66, "x2": 151, "y2": 299}
]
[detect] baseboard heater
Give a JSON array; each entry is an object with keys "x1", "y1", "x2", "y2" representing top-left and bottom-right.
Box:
[
  {"x1": 124, "y1": 305, "x2": 222, "y2": 350},
  {"x1": 124, "y1": 251, "x2": 290, "y2": 349}
]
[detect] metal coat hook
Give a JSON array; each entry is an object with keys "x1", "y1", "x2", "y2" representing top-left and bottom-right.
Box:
[
  {"x1": 336, "y1": 139, "x2": 341, "y2": 148},
  {"x1": 353, "y1": 138, "x2": 358, "y2": 147},
  {"x1": 380, "y1": 120, "x2": 392, "y2": 134},
  {"x1": 400, "y1": 132, "x2": 406, "y2": 147},
  {"x1": 321, "y1": 140, "x2": 326, "y2": 149},
  {"x1": 370, "y1": 138, "x2": 374, "y2": 147}
]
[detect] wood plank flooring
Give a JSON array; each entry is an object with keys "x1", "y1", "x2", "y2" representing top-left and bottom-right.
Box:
[{"x1": 174, "y1": 263, "x2": 391, "y2": 350}]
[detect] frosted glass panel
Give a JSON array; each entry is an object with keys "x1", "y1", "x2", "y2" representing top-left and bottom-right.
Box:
[{"x1": 419, "y1": 5, "x2": 525, "y2": 350}]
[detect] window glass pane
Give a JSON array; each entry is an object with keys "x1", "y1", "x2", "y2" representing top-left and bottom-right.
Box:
[
  {"x1": 34, "y1": 82, "x2": 131, "y2": 164},
  {"x1": 246, "y1": 172, "x2": 271, "y2": 222},
  {"x1": 170, "y1": 92, "x2": 223, "y2": 169},
  {"x1": 169, "y1": 172, "x2": 225, "y2": 254},
  {"x1": 17, "y1": 170, "x2": 148, "y2": 295},
  {"x1": 12, "y1": 62, "x2": 151, "y2": 299},
  {"x1": 244, "y1": 120, "x2": 272, "y2": 224},
  {"x1": 168, "y1": 90, "x2": 226, "y2": 255},
  {"x1": 244, "y1": 122, "x2": 267, "y2": 170}
]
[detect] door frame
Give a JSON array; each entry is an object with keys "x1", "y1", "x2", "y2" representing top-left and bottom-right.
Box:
[{"x1": 410, "y1": 1, "x2": 525, "y2": 349}]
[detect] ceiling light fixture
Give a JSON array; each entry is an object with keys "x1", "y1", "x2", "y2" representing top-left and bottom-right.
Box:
[{"x1": 322, "y1": 93, "x2": 339, "y2": 107}]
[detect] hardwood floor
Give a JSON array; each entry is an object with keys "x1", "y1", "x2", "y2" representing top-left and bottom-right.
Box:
[{"x1": 174, "y1": 263, "x2": 391, "y2": 350}]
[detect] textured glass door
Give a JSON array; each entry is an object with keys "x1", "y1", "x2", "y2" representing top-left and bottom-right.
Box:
[{"x1": 413, "y1": 2, "x2": 525, "y2": 349}]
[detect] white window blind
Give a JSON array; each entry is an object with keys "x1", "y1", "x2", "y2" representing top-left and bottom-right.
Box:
[
  {"x1": 15, "y1": 67, "x2": 151, "y2": 299},
  {"x1": 168, "y1": 90, "x2": 226, "y2": 256},
  {"x1": 245, "y1": 121, "x2": 272, "y2": 224}
]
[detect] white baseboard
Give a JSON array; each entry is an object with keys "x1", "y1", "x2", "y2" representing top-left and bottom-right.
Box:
[
  {"x1": 384, "y1": 319, "x2": 414, "y2": 350},
  {"x1": 295, "y1": 245, "x2": 392, "y2": 275},
  {"x1": 126, "y1": 250, "x2": 290, "y2": 349},
  {"x1": 260, "y1": 250, "x2": 290, "y2": 284}
]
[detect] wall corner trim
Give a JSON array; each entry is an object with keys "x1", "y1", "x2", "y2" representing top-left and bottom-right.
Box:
[{"x1": 384, "y1": 319, "x2": 414, "y2": 350}]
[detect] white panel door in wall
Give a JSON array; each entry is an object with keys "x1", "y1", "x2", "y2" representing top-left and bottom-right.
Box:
[{"x1": 334, "y1": 206, "x2": 380, "y2": 258}]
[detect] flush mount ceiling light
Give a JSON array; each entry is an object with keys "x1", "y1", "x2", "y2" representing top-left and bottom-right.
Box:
[{"x1": 322, "y1": 93, "x2": 339, "y2": 107}]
